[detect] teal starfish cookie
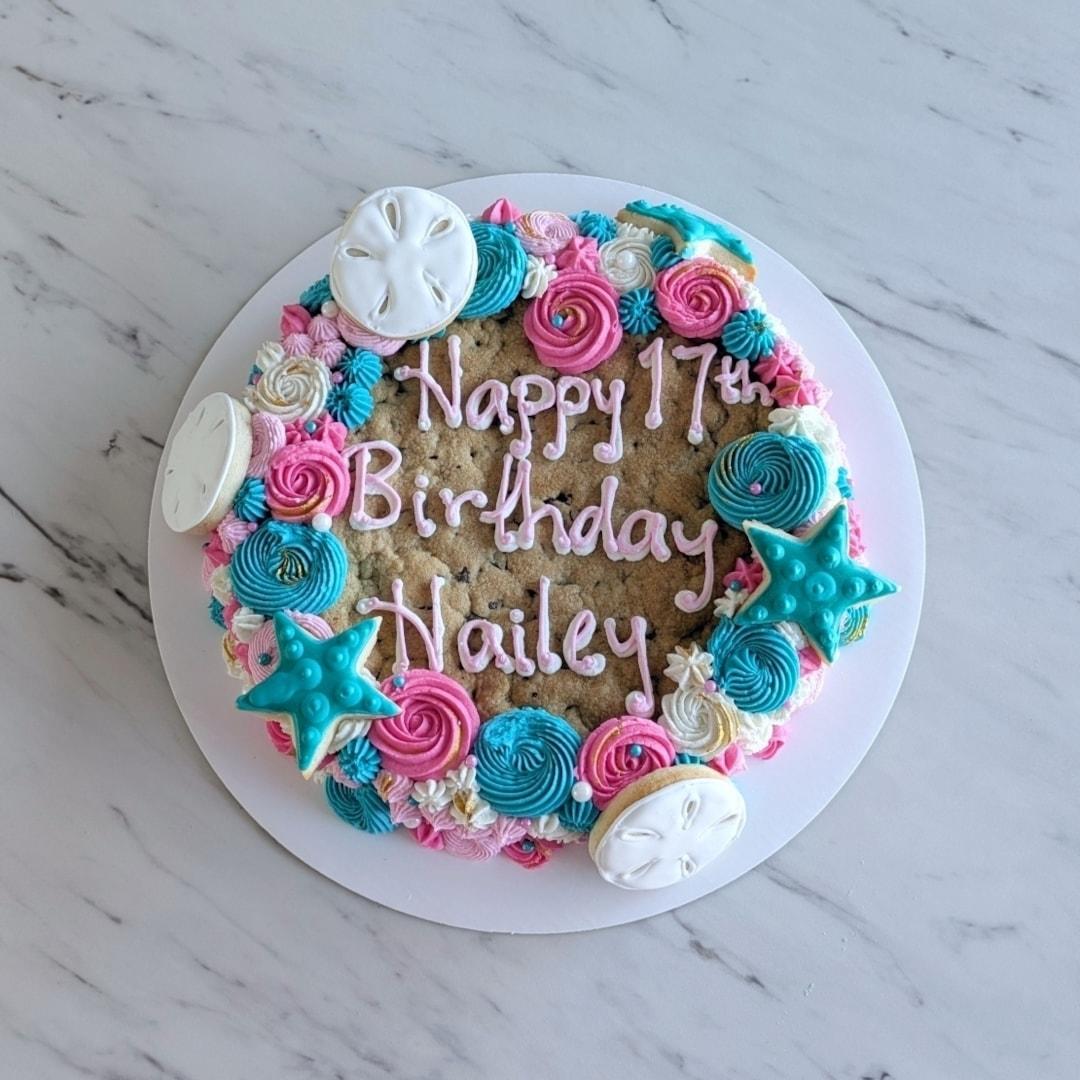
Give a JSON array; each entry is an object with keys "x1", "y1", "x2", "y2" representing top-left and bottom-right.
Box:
[
  {"x1": 735, "y1": 502, "x2": 898, "y2": 663},
  {"x1": 236, "y1": 613, "x2": 399, "y2": 778}
]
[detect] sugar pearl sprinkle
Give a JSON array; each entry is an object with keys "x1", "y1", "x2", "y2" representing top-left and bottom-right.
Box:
[
  {"x1": 571, "y1": 780, "x2": 594, "y2": 803},
  {"x1": 311, "y1": 512, "x2": 333, "y2": 532}
]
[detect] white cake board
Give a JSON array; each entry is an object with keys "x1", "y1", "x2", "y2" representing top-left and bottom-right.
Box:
[{"x1": 149, "y1": 174, "x2": 925, "y2": 933}]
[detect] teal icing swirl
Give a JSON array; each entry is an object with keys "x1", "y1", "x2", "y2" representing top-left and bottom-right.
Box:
[
  {"x1": 230, "y1": 520, "x2": 347, "y2": 615},
  {"x1": 459, "y1": 221, "x2": 528, "y2": 320},
  {"x1": 707, "y1": 617, "x2": 798, "y2": 713},
  {"x1": 650, "y1": 234, "x2": 681, "y2": 270},
  {"x1": 721, "y1": 308, "x2": 775, "y2": 361},
  {"x1": 337, "y1": 736, "x2": 382, "y2": 784},
  {"x1": 708, "y1": 432, "x2": 826, "y2": 531},
  {"x1": 232, "y1": 476, "x2": 268, "y2": 522},
  {"x1": 572, "y1": 209, "x2": 617, "y2": 243},
  {"x1": 474, "y1": 707, "x2": 581, "y2": 817},
  {"x1": 208, "y1": 596, "x2": 226, "y2": 629},
  {"x1": 623, "y1": 200, "x2": 754, "y2": 265},
  {"x1": 325, "y1": 778, "x2": 395, "y2": 834},
  {"x1": 299, "y1": 275, "x2": 333, "y2": 314},
  {"x1": 338, "y1": 348, "x2": 382, "y2": 388},
  {"x1": 558, "y1": 791, "x2": 599, "y2": 832},
  {"x1": 675, "y1": 751, "x2": 704, "y2": 765},
  {"x1": 618, "y1": 287, "x2": 662, "y2": 335},
  {"x1": 327, "y1": 382, "x2": 373, "y2": 429},
  {"x1": 839, "y1": 604, "x2": 871, "y2": 646},
  {"x1": 837, "y1": 466, "x2": 854, "y2": 499}
]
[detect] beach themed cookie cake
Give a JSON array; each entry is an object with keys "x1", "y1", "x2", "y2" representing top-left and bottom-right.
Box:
[{"x1": 160, "y1": 185, "x2": 898, "y2": 890}]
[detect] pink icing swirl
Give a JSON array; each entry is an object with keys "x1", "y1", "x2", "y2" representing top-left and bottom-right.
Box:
[
  {"x1": 523, "y1": 270, "x2": 623, "y2": 374},
  {"x1": 709, "y1": 742, "x2": 747, "y2": 777},
  {"x1": 201, "y1": 532, "x2": 229, "y2": 592},
  {"x1": 280, "y1": 304, "x2": 311, "y2": 337},
  {"x1": 722, "y1": 555, "x2": 764, "y2": 594},
  {"x1": 754, "y1": 723, "x2": 790, "y2": 760},
  {"x1": 246, "y1": 611, "x2": 332, "y2": 682},
  {"x1": 266, "y1": 719, "x2": 294, "y2": 755},
  {"x1": 798, "y1": 646, "x2": 823, "y2": 676},
  {"x1": 215, "y1": 511, "x2": 256, "y2": 555},
  {"x1": 439, "y1": 824, "x2": 502, "y2": 861},
  {"x1": 335, "y1": 311, "x2": 405, "y2": 356},
  {"x1": 368, "y1": 670, "x2": 480, "y2": 780},
  {"x1": 848, "y1": 501, "x2": 866, "y2": 557},
  {"x1": 578, "y1": 715, "x2": 676, "y2": 808},
  {"x1": 654, "y1": 257, "x2": 745, "y2": 340},
  {"x1": 265, "y1": 440, "x2": 350, "y2": 523},
  {"x1": 480, "y1": 197, "x2": 522, "y2": 225},
  {"x1": 247, "y1": 412, "x2": 286, "y2": 478},
  {"x1": 555, "y1": 235, "x2": 600, "y2": 273},
  {"x1": 515, "y1": 210, "x2": 578, "y2": 257},
  {"x1": 282, "y1": 332, "x2": 314, "y2": 358},
  {"x1": 284, "y1": 414, "x2": 347, "y2": 451},
  {"x1": 502, "y1": 838, "x2": 557, "y2": 869}
]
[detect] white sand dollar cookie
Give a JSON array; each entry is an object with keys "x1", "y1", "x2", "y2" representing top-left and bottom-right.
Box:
[
  {"x1": 161, "y1": 392, "x2": 252, "y2": 533},
  {"x1": 588, "y1": 765, "x2": 746, "y2": 889},
  {"x1": 330, "y1": 186, "x2": 477, "y2": 340}
]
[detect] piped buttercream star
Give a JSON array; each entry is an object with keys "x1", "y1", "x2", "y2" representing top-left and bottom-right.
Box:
[
  {"x1": 236, "y1": 613, "x2": 399, "y2": 777},
  {"x1": 734, "y1": 502, "x2": 898, "y2": 663}
]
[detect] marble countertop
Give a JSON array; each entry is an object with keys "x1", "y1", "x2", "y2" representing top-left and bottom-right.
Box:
[{"x1": 3, "y1": 1, "x2": 1077, "y2": 1077}]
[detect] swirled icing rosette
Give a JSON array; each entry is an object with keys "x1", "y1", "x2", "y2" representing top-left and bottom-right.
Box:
[
  {"x1": 265, "y1": 440, "x2": 350, "y2": 523},
  {"x1": 521, "y1": 254, "x2": 557, "y2": 299},
  {"x1": 245, "y1": 344, "x2": 330, "y2": 424},
  {"x1": 654, "y1": 257, "x2": 745, "y2": 340},
  {"x1": 707, "y1": 616, "x2": 799, "y2": 714},
  {"x1": 474, "y1": 707, "x2": 581, "y2": 817},
  {"x1": 246, "y1": 412, "x2": 286, "y2": 478},
  {"x1": 214, "y1": 511, "x2": 256, "y2": 554},
  {"x1": 459, "y1": 221, "x2": 528, "y2": 320},
  {"x1": 368, "y1": 669, "x2": 480, "y2": 780},
  {"x1": 229, "y1": 520, "x2": 347, "y2": 615},
  {"x1": 708, "y1": 432, "x2": 827, "y2": 531},
  {"x1": 514, "y1": 210, "x2": 578, "y2": 257},
  {"x1": 722, "y1": 307, "x2": 776, "y2": 361},
  {"x1": 599, "y1": 232, "x2": 655, "y2": 293},
  {"x1": 578, "y1": 715, "x2": 676, "y2": 809},
  {"x1": 246, "y1": 610, "x2": 332, "y2": 682},
  {"x1": 523, "y1": 270, "x2": 623, "y2": 374},
  {"x1": 503, "y1": 837, "x2": 558, "y2": 868},
  {"x1": 335, "y1": 311, "x2": 405, "y2": 356},
  {"x1": 659, "y1": 686, "x2": 738, "y2": 758},
  {"x1": 324, "y1": 778, "x2": 395, "y2": 834}
]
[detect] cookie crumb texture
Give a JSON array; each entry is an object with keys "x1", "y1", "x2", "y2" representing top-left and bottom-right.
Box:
[{"x1": 324, "y1": 301, "x2": 769, "y2": 731}]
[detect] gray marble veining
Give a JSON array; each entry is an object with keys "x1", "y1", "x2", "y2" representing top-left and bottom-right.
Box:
[{"x1": 2, "y1": 1, "x2": 1078, "y2": 1077}]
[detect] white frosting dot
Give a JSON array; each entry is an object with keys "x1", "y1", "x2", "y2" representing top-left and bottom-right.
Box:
[
  {"x1": 571, "y1": 780, "x2": 593, "y2": 803},
  {"x1": 414, "y1": 473, "x2": 429, "y2": 489},
  {"x1": 311, "y1": 512, "x2": 333, "y2": 532},
  {"x1": 509, "y1": 609, "x2": 524, "y2": 624}
]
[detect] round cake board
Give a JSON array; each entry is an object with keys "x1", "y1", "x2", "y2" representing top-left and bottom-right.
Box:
[{"x1": 148, "y1": 173, "x2": 925, "y2": 933}]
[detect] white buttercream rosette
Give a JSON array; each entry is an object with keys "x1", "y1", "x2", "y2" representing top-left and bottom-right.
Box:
[
  {"x1": 660, "y1": 685, "x2": 738, "y2": 758},
  {"x1": 245, "y1": 342, "x2": 330, "y2": 423},
  {"x1": 599, "y1": 230, "x2": 656, "y2": 293}
]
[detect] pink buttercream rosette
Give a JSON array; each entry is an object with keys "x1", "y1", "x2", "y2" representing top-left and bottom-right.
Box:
[
  {"x1": 247, "y1": 412, "x2": 287, "y2": 479},
  {"x1": 654, "y1": 257, "x2": 746, "y2": 340},
  {"x1": 479, "y1": 197, "x2": 521, "y2": 225},
  {"x1": 246, "y1": 611, "x2": 333, "y2": 683},
  {"x1": 265, "y1": 440, "x2": 350, "y2": 523},
  {"x1": 515, "y1": 210, "x2": 578, "y2": 257},
  {"x1": 523, "y1": 270, "x2": 623, "y2": 375},
  {"x1": 578, "y1": 715, "x2": 676, "y2": 808},
  {"x1": 368, "y1": 669, "x2": 480, "y2": 780},
  {"x1": 502, "y1": 838, "x2": 558, "y2": 869},
  {"x1": 335, "y1": 311, "x2": 405, "y2": 357}
]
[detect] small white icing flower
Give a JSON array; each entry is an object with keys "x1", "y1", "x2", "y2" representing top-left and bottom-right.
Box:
[
  {"x1": 444, "y1": 759, "x2": 479, "y2": 795},
  {"x1": 230, "y1": 606, "x2": 265, "y2": 644},
  {"x1": 615, "y1": 220, "x2": 655, "y2": 242},
  {"x1": 245, "y1": 343, "x2": 330, "y2": 423},
  {"x1": 726, "y1": 265, "x2": 765, "y2": 312},
  {"x1": 599, "y1": 233, "x2": 655, "y2": 293},
  {"x1": 411, "y1": 778, "x2": 452, "y2": 811},
  {"x1": 529, "y1": 814, "x2": 575, "y2": 843},
  {"x1": 327, "y1": 717, "x2": 372, "y2": 753},
  {"x1": 662, "y1": 643, "x2": 714, "y2": 690},
  {"x1": 521, "y1": 254, "x2": 557, "y2": 299},
  {"x1": 660, "y1": 686, "x2": 738, "y2": 758},
  {"x1": 449, "y1": 788, "x2": 497, "y2": 831},
  {"x1": 735, "y1": 708, "x2": 774, "y2": 754},
  {"x1": 713, "y1": 585, "x2": 749, "y2": 619},
  {"x1": 209, "y1": 564, "x2": 233, "y2": 606}
]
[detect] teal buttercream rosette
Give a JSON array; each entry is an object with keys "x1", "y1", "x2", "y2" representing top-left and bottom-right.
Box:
[
  {"x1": 618, "y1": 287, "x2": 662, "y2": 335},
  {"x1": 230, "y1": 520, "x2": 347, "y2": 615},
  {"x1": 572, "y1": 209, "x2": 617, "y2": 243},
  {"x1": 708, "y1": 431, "x2": 826, "y2": 532},
  {"x1": 459, "y1": 221, "x2": 528, "y2": 320},
  {"x1": 232, "y1": 476, "x2": 269, "y2": 523},
  {"x1": 722, "y1": 307, "x2": 775, "y2": 361},
  {"x1": 650, "y1": 234, "x2": 681, "y2": 270},
  {"x1": 326, "y1": 381, "x2": 374, "y2": 429},
  {"x1": 337, "y1": 736, "x2": 382, "y2": 784},
  {"x1": 299, "y1": 274, "x2": 333, "y2": 314},
  {"x1": 474, "y1": 707, "x2": 581, "y2": 817},
  {"x1": 557, "y1": 791, "x2": 599, "y2": 832},
  {"x1": 338, "y1": 348, "x2": 382, "y2": 388},
  {"x1": 707, "y1": 617, "x2": 798, "y2": 714},
  {"x1": 325, "y1": 778, "x2": 395, "y2": 833}
]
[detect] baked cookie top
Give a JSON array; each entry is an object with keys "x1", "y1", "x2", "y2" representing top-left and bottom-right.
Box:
[{"x1": 163, "y1": 187, "x2": 897, "y2": 889}]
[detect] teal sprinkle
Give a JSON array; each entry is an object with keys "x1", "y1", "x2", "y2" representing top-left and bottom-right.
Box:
[
  {"x1": 520, "y1": 839, "x2": 535, "y2": 853},
  {"x1": 722, "y1": 308, "x2": 775, "y2": 361},
  {"x1": 232, "y1": 477, "x2": 268, "y2": 523},
  {"x1": 618, "y1": 287, "x2": 661, "y2": 335},
  {"x1": 327, "y1": 382, "x2": 374, "y2": 429},
  {"x1": 247, "y1": 364, "x2": 261, "y2": 386},
  {"x1": 572, "y1": 210, "x2": 617, "y2": 244},
  {"x1": 325, "y1": 778, "x2": 395, "y2": 834},
  {"x1": 558, "y1": 791, "x2": 599, "y2": 832},
  {"x1": 208, "y1": 596, "x2": 226, "y2": 629},
  {"x1": 837, "y1": 467, "x2": 854, "y2": 499},
  {"x1": 299, "y1": 275, "x2": 332, "y2": 314},
  {"x1": 675, "y1": 752, "x2": 704, "y2": 765},
  {"x1": 257, "y1": 652, "x2": 272, "y2": 666},
  {"x1": 650, "y1": 235, "x2": 681, "y2": 271},
  {"x1": 338, "y1": 348, "x2": 382, "y2": 389},
  {"x1": 459, "y1": 221, "x2": 528, "y2": 321},
  {"x1": 337, "y1": 736, "x2": 382, "y2": 784},
  {"x1": 708, "y1": 616, "x2": 799, "y2": 714}
]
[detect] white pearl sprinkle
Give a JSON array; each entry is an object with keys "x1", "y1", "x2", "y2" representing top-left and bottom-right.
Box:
[
  {"x1": 311, "y1": 512, "x2": 333, "y2": 532},
  {"x1": 320, "y1": 300, "x2": 340, "y2": 318},
  {"x1": 571, "y1": 781, "x2": 593, "y2": 803}
]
